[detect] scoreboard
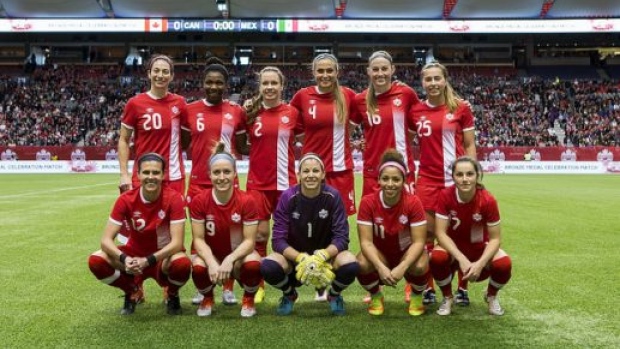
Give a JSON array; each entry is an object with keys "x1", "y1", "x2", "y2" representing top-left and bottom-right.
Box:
[{"x1": 167, "y1": 19, "x2": 280, "y2": 32}]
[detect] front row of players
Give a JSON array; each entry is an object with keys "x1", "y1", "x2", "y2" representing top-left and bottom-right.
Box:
[{"x1": 88, "y1": 148, "x2": 512, "y2": 317}]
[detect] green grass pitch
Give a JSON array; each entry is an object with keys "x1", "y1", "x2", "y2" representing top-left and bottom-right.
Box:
[{"x1": 0, "y1": 173, "x2": 618, "y2": 348}]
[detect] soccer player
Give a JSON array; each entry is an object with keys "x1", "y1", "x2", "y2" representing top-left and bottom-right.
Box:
[
  {"x1": 260, "y1": 153, "x2": 360, "y2": 316},
  {"x1": 116, "y1": 54, "x2": 187, "y2": 302},
  {"x1": 244, "y1": 66, "x2": 300, "y2": 302},
  {"x1": 430, "y1": 156, "x2": 512, "y2": 316},
  {"x1": 408, "y1": 61, "x2": 476, "y2": 305},
  {"x1": 87, "y1": 153, "x2": 191, "y2": 315},
  {"x1": 290, "y1": 53, "x2": 359, "y2": 301},
  {"x1": 183, "y1": 57, "x2": 248, "y2": 306},
  {"x1": 351, "y1": 50, "x2": 420, "y2": 197},
  {"x1": 189, "y1": 143, "x2": 262, "y2": 317},
  {"x1": 356, "y1": 149, "x2": 429, "y2": 316},
  {"x1": 290, "y1": 53, "x2": 358, "y2": 216},
  {"x1": 117, "y1": 54, "x2": 187, "y2": 194}
]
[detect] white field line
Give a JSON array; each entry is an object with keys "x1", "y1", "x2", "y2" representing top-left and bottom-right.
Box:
[{"x1": 0, "y1": 182, "x2": 117, "y2": 199}]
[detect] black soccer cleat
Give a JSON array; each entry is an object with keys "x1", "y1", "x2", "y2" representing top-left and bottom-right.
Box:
[
  {"x1": 121, "y1": 294, "x2": 136, "y2": 315},
  {"x1": 166, "y1": 294, "x2": 182, "y2": 315}
]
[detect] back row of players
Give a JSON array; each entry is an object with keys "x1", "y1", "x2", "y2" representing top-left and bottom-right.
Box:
[{"x1": 88, "y1": 52, "x2": 512, "y2": 317}]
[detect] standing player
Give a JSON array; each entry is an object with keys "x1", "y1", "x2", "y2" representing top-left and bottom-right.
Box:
[
  {"x1": 183, "y1": 57, "x2": 248, "y2": 306},
  {"x1": 290, "y1": 53, "x2": 358, "y2": 301},
  {"x1": 408, "y1": 61, "x2": 476, "y2": 305},
  {"x1": 356, "y1": 149, "x2": 428, "y2": 316},
  {"x1": 244, "y1": 66, "x2": 300, "y2": 303},
  {"x1": 117, "y1": 54, "x2": 187, "y2": 303},
  {"x1": 189, "y1": 144, "x2": 262, "y2": 317},
  {"x1": 351, "y1": 50, "x2": 419, "y2": 197},
  {"x1": 118, "y1": 54, "x2": 186, "y2": 194},
  {"x1": 430, "y1": 157, "x2": 512, "y2": 316},
  {"x1": 260, "y1": 154, "x2": 359, "y2": 316},
  {"x1": 87, "y1": 153, "x2": 191, "y2": 315}
]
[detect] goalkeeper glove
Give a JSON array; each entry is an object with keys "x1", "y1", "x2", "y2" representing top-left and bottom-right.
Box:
[
  {"x1": 313, "y1": 249, "x2": 330, "y2": 262},
  {"x1": 295, "y1": 253, "x2": 311, "y2": 283}
]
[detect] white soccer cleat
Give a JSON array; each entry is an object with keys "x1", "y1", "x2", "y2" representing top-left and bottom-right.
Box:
[
  {"x1": 192, "y1": 291, "x2": 204, "y2": 305},
  {"x1": 485, "y1": 294, "x2": 505, "y2": 316},
  {"x1": 240, "y1": 296, "x2": 256, "y2": 318},
  {"x1": 197, "y1": 297, "x2": 214, "y2": 317},
  {"x1": 222, "y1": 290, "x2": 238, "y2": 305},
  {"x1": 436, "y1": 297, "x2": 453, "y2": 316}
]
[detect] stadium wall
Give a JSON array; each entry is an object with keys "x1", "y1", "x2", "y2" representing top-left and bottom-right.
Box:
[{"x1": 2, "y1": 146, "x2": 620, "y2": 162}]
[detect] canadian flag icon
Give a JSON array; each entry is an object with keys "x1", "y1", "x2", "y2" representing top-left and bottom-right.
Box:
[{"x1": 146, "y1": 18, "x2": 166, "y2": 32}]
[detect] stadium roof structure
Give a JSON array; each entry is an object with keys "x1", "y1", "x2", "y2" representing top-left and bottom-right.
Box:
[{"x1": 0, "y1": 0, "x2": 618, "y2": 20}]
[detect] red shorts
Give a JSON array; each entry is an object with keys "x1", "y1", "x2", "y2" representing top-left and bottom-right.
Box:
[
  {"x1": 246, "y1": 189, "x2": 282, "y2": 220},
  {"x1": 130, "y1": 178, "x2": 185, "y2": 197},
  {"x1": 117, "y1": 245, "x2": 168, "y2": 287},
  {"x1": 186, "y1": 183, "x2": 211, "y2": 205},
  {"x1": 415, "y1": 182, "x2": 443, "y2": 212},
  {"x1": 362, "y1": 172, "x2": 416, "y2": 198},
  {"x1": 446, "y1": 245, "x2": 490, "y2": 281},
  {"x1": 186, "y1": 177, "x2": 240, "y2": 204},
  {"x1": 326, "y1": 170, "x2": 356, "y2": 215}
]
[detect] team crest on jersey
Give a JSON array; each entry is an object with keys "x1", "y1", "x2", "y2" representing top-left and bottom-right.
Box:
[
  {"x1": 231, "y1": 213, "x2": 241, "y2": 223},
  {"x1": 281, "y1": 116, "x2": 290, "y2": 124},
  {"x1": 172, "y1": 106, "x2": 180, "y2": 115},
  {"x1": 472, "y1": 213, "x2": 482, "y2": 222},
  {"x1": 446, "y1": 113, "x2": 454, "y2": 121},
  {"x1": 399, "y1": 214, "x2": 408, "y2": 225},
  {"x1": 224, "y1": 113, "x2": 233, "y2": 120},
  {"x1": 393, "y1": 98, "x2": 402, "y2": 107},
  {"x1": 319, "y1": 209, "x2": 328, "y2": 219},
  {"x1": 157, "y1": 209, "x2": 165, "y2": 219},
  {"x1": 292, "y1": 211, "x2": 300, "y2": 219}
]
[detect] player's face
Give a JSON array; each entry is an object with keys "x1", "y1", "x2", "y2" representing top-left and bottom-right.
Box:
[
  {"x1": 260, "y1": 71, "x2": 283, "y2": 104},
  {"x1": 138, "y1": 160, "x2": 164, "y2": 193},
  {"x1": 210, "y1": 159, "x2": 235, "y2": 193},
  {"x1": 452, "y1": 161, "x2": 478, "y2": 195},
  {"x1": 203, "y1": 71, "x2": 226, "y2": 104},
  {"x1": 148, "y1": 60, "x2": 173, "y2": 90},
  {"x1": 367, "y1": 57, "x2": 394, "y2": 91},
  {"x1": 299, "y1": 159, "x2": 325, "y2": 194},
  {"x1": 379, "y1": 166, "x2": 404, "y2": 202},
  {"x1": 422, "y1": 67, "x2": 446, "y2": 99},
  {"x1": 313, "y1": 59, "x2": 338, "y2": 93}
]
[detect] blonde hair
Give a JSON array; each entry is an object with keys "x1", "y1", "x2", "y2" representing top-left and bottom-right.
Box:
[
  {"x1": 246, "y1": 66, "x2": 285, "y2": 125},
  {"x1": 312, "y1": 53, "x2": 347, "y2": 124},
  {"x1": 421, "y1": 61, "x2": 461, "y2": 113},
  {"x1": 365, "y1": 51, "x2": 393, "y2": 119}
]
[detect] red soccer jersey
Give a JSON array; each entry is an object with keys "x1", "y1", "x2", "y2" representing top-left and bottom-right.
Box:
[
  {"x1": 121, "y1": 92, "x2": 187, "y2": 182},
  {"x1": 291, "y1": 86, "x2": 358, "y2": 173},
  {"x1": 109, "y1": 186, "x2": 186, "y2": 257},
  {"x1": 352, "y1": 83, "x2": 420, "y2": 178},
  {"x1": 183, "y1": 99, "x2": 247, "y2": 187},
  {"x1": 408, "y1": 101, "x2": 475, "y2": 186},
  {"x1": 435, "y1": 185, "x2": 500, "y2": 250},
  {"x1": 189, "y1": 188, "x2": 259, "y2": 260},
  {"x1": 246, "y1": 103, "x2": 299, "y2": 191},
  {"x1": 357, "y1": 190, "x2": 426, "y2": 255}
]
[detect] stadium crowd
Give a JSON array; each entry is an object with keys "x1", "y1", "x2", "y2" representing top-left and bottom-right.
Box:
[{"x1": 1, "y1": 62, "x2": 619, "y2": 148}]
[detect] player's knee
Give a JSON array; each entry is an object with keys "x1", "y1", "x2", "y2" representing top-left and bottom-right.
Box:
[{"x1": 260, "y1": 258, "x2": 285, "y2": 285}]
